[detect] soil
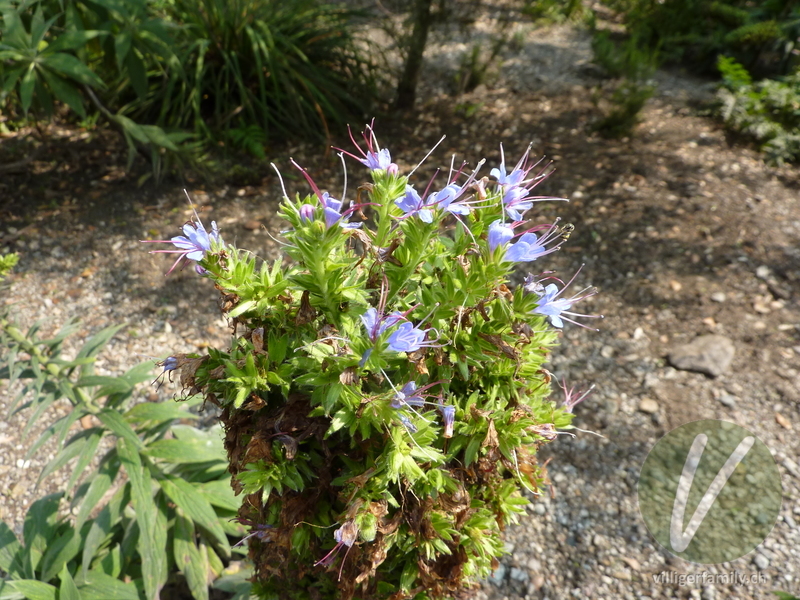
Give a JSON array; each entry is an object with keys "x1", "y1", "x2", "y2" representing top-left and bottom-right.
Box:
[{"x1": 1, "y1": 19, "x2": 799, "y2": 600}]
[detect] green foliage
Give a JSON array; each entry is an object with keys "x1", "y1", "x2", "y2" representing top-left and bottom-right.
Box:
[
  {"x1": 151, "y1": 0, "x2": 375, "y2": 144},
  {"x1": 716, "y1": 56, "x2": 800, "y2": 164},
  {"x1": 0, "y1": 0, "x2": 377, "y2": 180},
  {"x1": 160, "y1": 132, "x2": 586, "y2": 599},
  {"x1": 0, "y1": 252, "x2": 19, "y2": 281},
  {"x1": 523, "y1": 0, "x2": 587, "y2": 24},
  {"x1": 601, "y1": 0, "x2": 800, "y2": 76},
  {"x1": 0, "y1": 317, "x2": 246, "y2": 600},
  {"x1": 591, "y1": 30, "x2": 657, "y2": 137}
]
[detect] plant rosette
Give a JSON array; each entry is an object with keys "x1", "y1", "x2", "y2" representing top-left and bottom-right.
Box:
[{"x1": 145, "y1": 125, "x2": 600, "y2": 600}]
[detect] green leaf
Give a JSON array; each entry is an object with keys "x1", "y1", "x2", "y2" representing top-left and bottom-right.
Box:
[
  {"x1": 20, "y1": 65, "x2": 36, "y2": 114},
  {"x1": 23, "y1": 493, "x2": 62, "y2": 577},
  {"x1": 144, "y1": 438, "x2": 221, "y2": 464},
  {"x1": 159, "y1": 477, "x2": 229, "y2": 556},
  {"x1": 81, "y1": 483, "x2": 130, "y2": 580},
  {"x1": 96, "y1": 409, "x2": 143, "y2": 450},
  {"x1": 40, "y1": 525, "x2": 81, "y2": 583},
  {"x1": 41, "y1": 53, "x2": 104, "y2": 88},
  {"x1": 173, "y1": 513, "x2": 209, "y2": 600},
  {"x1": 75, "y1": 375, "x2": 132, "y2": 397},
  {"x1": 114, "y1": 30, "x2": 132, "y2": 67},
  {"x1": 46, "y1": 30, "x2": 105, "y2": 53},
  {"x1": 124, "y1": 402, "x2": 195, "y2": 424},
  {"x1": 0, "y1": 520, "x2": 24, "y2": 577},
  {"x1": 3, "y1": 580, "x2": 56, "y2": 600},
  {"x1": 75, "y1": 324, "x2": 125, "y2": 366},
  {"x1": 124, "y1": 50, "x2": 148, "y2": 99},
  {"x1": 196, "y1": 479, "x2": 239, "y2": 512},
  {"x1": 76, "y1": 571, "x2": 141, "y2": 600},
  {"x1": 74, "y1": 453, "x2": 119, "y2": 530},
  {"x1": 117, "y1": 439, "x2": 166, "y2": 600},
  {"x1": 58, "y1": 564, "x2": 81, "y2": 600},
  {"x1": 38, "y1": 69, "x2": 86, "y2": 118}
]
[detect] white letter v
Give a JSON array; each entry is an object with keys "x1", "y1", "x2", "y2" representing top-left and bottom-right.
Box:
[{"x1": 669, "y1": 433, "x2": 755, "y2": 553}]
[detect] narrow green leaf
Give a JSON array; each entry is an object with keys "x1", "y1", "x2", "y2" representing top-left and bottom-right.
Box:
[
  {"x1": 124, "y1": 50, "x2": 148, "y2": 99},
  {"x1": 96, "y1": 409, "x2": 143, "y2": 450},
  {"x1": 64, "y1": 429, "x2": 103, "y2": 494},
  {"x1": 19, "y1": 64, "x2": 36, "y2": 113},
  {"x1": 42, "y1": 53, "x2": 104, "y2": 88},
  {"x1": 197, "y1": 480, "x2": 239, "y2": 512},
  {"x1": 40, "y1": 524, "x2": 81, "y2": 583},
  {"x1": 76, "y1": 571, "x2": 141, "y2": 600},
  {"x1": 117, "y1": 439, "x2": 166, "y2": 600},
  {"x1": 173, "y1": 512, "x2": 209, "y2": 600},
  {"x1": 75, "y1": 324, "x2": 125, "y2": 364},
  {"x1": 0, "y1": 520, "x2": 24, "y2": 577},
  {"x1": 74, "y1": 451, "x2": 119, "y2": 530},
  {"x1": 159, "y1": 477, "x2": 229, "y2": 557},
  {"x1": 81, "y1": 483, "x2": 130, "y2": 580},
  {"x1": 58, "y1": 564, "x2": 81, "y2": 600},
  {"x1": 124, "y1": 402, "x2": 195, "y2": 425},
  {"x1": 45, "y1": 30, "x2": 105, "y2": 53},
  {"x1": 4, "y1": 580, "x2": 56, "y2": 600},
  {"x1": 39, "y1": 69, "x2": 86, "y2": 117},
  {"x1": 22, "y1": 493, "x2": 62, "y2": 577},
  {"x1": 114, "y1": 30, "x2": 132, "y2": 67},
  {"x1": 75, "y1": 375, "x2": 131, "y2": 396},
  {"x1": 144, "y1": 438, "x2": 221, "y2": 464}
]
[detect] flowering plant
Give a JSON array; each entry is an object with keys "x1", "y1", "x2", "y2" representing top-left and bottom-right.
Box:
[{"x1": 148, "y1": 126, "x2": 598, "y2": 599}]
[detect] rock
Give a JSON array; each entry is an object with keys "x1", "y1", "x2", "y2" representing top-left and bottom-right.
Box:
[
  {"x1": 753, "y1": 553, "x2": 770, "y2": 570},
  {"x1": 638, "y1": 398, "x2": 659, "y2": 414},
  {"x1": 611, "y1": 570, "x2": 632, "y2": 581},
  {"x1": 509, "y1": 567, "x2": 529, "y2": 582},
  {"x1": 718, "y1": 392, "x2": 736, "y2": 408},
  {"x1": 756, "y1": 265, "x2": 771, "y2": 279},
  {"x1": 668, "y1": 335, "x2": 735, "y2": 377},
  {"x1": 488, "y1": 563, "x2": 506, "y2": 585},
  {"x1": 710, "y1": 292, "x2": 726, "y2": 303}
]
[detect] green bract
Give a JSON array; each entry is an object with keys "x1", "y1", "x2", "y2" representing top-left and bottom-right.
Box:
[{"x1": 177, "y1": 141, "x2": 580, "y2": 600}]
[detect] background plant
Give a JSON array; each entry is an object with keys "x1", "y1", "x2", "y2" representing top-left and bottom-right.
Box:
[
  {"x1": 716, "y1": 55, "x2": 800, "y2": 165},
  {"x1": 0, "y1": 0, "x2": 378, "y2": 181},
  {"x1": 0, "y1": 315, "x2": 248, "y2": 600}
]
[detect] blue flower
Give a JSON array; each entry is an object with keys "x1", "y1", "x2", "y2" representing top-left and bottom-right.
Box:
[
  {"x1": 391, "y1": 382, "x2": 425, "y2": 409},
  {"x1": 338, "y1": 123, "x2": 399, "y2": 174},
  {"x1": 488, "y1": 220, "x2": 514, "y2": 251},
  {"x1": 505, "y1": 232, "x2": 549, "y2": 262},
  {"x1": 361, "y1": 148, "x2": 396, "y2": 172},
  {"x1": 320, "y1": 192, "x2": 361, "y2": 230},
  {"x1": 361, "y1": 307, "x2": 404, "y2": 342},
  {"x1": 437, "y1": 401, "x2": 455, "y2": 438},
  {"x1": 531, "y1": 271, "x2": 602, "y2": 329},
  {"x1": 395, "y1": 186, "x2": 433, "y2": 223},
  {"x1": 503, "y1": 186, "x2": 534, "y2": 221},
  {"x1": 142, "y1": 219, "x2": 223, "y2": 275},
  {"x1": 386, "y1": 322, "x2": 432, "y2": 353}
]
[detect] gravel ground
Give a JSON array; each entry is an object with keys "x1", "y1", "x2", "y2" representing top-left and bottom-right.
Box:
[{"x1": 2, "y1": 12, "x2": 799, "y2": 600}]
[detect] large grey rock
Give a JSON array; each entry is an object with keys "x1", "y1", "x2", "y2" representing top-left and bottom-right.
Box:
[{"x1": 668, "y1": 335, "x2": 735, "y2": 377}]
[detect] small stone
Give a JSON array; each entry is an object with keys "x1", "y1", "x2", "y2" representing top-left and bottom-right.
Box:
[
  {"x1": 638, "y1": 398, "x2": 659, "y2": 414},
  {"x1": 633, "y1": 327, "x2": 645, "y2": 340},
  {"x1": 668, "y1": 335, "x2": 735, "y2": 377},
  {"x1": 710, "y1": 292, "x2": 726, "y2": 303},
  {"x1": 488, "y1": 563, "x2": 506, "y2": 584},
  {"x1": 669, "y1": 280, "x2": 682, "y2": 292},
  {"x1": 509, "y1": 567, "x2": 529, "y2": 582},
  {"x1": 620, "y1": 556, "x2": 641, "y2": 571},
  {"x1": 593, "y1": 534, "x2": 609, "y2": 549},
  {"x1": 601, "y1": 345, "x2": 615, "y2": 358},
  {"x1": 775, "y1": 413, "x2": 792, "y2": 430},
  {"x1": 611, "y1": 570, "x2": 632, "y2": 581},
  {"x1": 243, "y1": 220, "x2": 262, "y2": 230},
  {"x1": 533, "y1": 503, "x2": 547, "y2": 516},
  {"x1": 756, "y1": 265, "x2": 771, "y2": 279},
  {"x1": 753, "y1": 553, "x2": 770, "y2": 570},
  {"x1": 601, "y1": 575, "x2": 613, "y2": 585},
  {"x1": 718, "y1": 393, "x2": 736, "y2": 408},
  {"x1": 702, "y1": 585, "x2": 716, "y2": 600}
]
